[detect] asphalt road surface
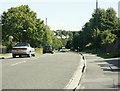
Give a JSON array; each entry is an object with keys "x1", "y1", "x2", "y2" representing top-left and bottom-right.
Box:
[{"x1": 2, "y1": 52, "x2": 81, "y2": 89}]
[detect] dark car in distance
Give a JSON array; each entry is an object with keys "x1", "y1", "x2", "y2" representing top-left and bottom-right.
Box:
[{"x1": 43, "y1": 45, "x2": 54, "y2": 54}]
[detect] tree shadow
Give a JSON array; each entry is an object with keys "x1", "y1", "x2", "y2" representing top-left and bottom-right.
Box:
[{"x1": 95, "y1": 58, "x2": 120, "y2": 69}]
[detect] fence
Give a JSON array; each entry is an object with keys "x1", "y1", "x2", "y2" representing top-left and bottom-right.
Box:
[{"x1": 0, "y1": 46, "x2": 7, "y2": 54}]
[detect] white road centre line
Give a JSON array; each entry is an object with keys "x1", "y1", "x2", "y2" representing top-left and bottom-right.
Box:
[{"x1": 11, "y1": 61, "x2": 26, "y2": 66}]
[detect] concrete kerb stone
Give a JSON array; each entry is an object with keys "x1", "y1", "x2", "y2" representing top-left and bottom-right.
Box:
[{"x1": 64, "y1": 53, "x2": 86, "y2": 90}]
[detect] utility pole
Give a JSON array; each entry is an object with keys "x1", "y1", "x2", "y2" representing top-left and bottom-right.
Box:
[
  {"x1": 0, "y1": 14, "x2": 2, "y2": 54},
  {"x1": 45, "y1": 18, "x2": 48, "y2": 43},
  {"x1": 46, "y1": 18, "x2": 47, "y2": 26},
  {"x1": 118, "y1": 1, "x2": 120, "y2": 18},
  {"x1": 96, "y1": 0, "x2": 98, "y2": 53}
]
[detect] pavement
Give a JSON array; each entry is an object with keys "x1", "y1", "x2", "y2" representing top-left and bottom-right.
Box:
[{"x1": 78, "y1": 53, "x2": 120, "y2": 90}]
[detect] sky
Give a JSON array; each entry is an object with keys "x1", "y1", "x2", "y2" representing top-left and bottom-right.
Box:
[{"x1": 0, "y1": 0, "x2": 120, "y2": 31}]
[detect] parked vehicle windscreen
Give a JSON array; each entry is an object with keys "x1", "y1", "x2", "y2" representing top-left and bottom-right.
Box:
[{"x1": 15, "y1": 43, "x2": 29, "y2": 47}]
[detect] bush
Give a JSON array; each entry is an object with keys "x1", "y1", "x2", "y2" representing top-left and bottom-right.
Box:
[{"x1": 35, "y1": 48, "x2": 43, "y2": 54}]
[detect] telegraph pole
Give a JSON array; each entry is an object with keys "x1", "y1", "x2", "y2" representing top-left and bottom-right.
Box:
[
  {"x1": 45, "y1": 18, "x2": 48, "y2": 44},
  {"x1": 46, "y1": 18, "x2": 47, "y2": 26},
  {"x1": 96, "y1": 0, "x2": 98, "y2": 53},
  {"x1": 118, "y1": 1, "x2": 120, "y2": 18},
  {"x1": 0, "y1": 14, "x2": 2, "y2": 54}
]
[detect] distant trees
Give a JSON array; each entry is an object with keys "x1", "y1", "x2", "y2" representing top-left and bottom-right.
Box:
[
  {"x1": 2, "y1": 5, "x2": 63, "y2": 48},
  {"x1": 53, "y1": 30, "x2": 73, "y2": 48}
]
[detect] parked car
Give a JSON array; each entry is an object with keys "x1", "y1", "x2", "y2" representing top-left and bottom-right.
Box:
[
  {"x1": 59, "y1": 47, "x2": 69, "y2": 52},
  {"x1": 43, "y1": 45, "x2": 54, "y2": 54},
  {"x1": 59, "y1": 49, "x2": 67, "y2": 52},
  {"x1": 12, "y1": 43, "x2": 35, "y2": 58}
]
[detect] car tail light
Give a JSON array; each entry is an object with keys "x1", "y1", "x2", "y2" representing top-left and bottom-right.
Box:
[
  {"x1": 22, "y1": 48, "x2": 27, "y2": 50},
  {"x1": 50, "y1": 48, "x2": 52, "y2": 50},
  {"x1": 43, "y1": 48, "x2": 45, "y2": 50},
  {"x1": 12, "y1": 48, "x2": 16, "y2": 50}
]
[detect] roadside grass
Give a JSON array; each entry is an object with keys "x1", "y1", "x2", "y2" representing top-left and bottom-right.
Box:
[
  {"x1": 83, "y1": 50, "x2": 120, "y2": 58},
  {"x1": 0, "y1": 48, "x2": 59, "y2": 56},
  {"x1": 0, "y1": 53, "x2": 11, "y2": 56},
  {"x1": 35, "y1": 48, "x2": 58, "y2": 53},
  {"x1": 54, "y1": 49, "x2": 58, "y2": 53},
  {"x1": 97, "y1": 52, "x2": 120, "y2": 58},
  {"x1": 35, "y1": 48, "x2": 43, "y2": 54}
]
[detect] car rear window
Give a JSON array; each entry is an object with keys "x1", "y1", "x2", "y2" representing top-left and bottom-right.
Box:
[
  {"x1": 45, "y1": 46, "x2": 52, "y2": 48},
  {"x1": 15, "y1": 43, "x2": 29, "y2": 46}
]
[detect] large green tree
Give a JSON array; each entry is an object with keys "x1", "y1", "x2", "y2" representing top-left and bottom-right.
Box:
[
  {"x1": 71, "y1": 8, "x2": 119, "y2": 51},
  {"x1": 2, "y1": 5, "x2": 62, "y2": 48}
]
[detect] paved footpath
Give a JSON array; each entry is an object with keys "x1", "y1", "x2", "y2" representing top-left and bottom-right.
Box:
[{"x1": 79, "y1": 53, "x2": 120, "y2": 90}]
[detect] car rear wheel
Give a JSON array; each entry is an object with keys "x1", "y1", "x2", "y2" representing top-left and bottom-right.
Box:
[
  {"x1": 51, "y1": 52, "x2": 54, "y2": 54},
  {"x1": 19, "y1": 55, "x2": 22, "y2": 58},
  {"x1": 27, "y1": 52, "x2": 31, "y2": 57},
  {"x1": 32, "y1": 54, "x2": 35, "y2": 57},
  {"x1": 13, "y1": 54, "x2": 16, "y2": 58}
]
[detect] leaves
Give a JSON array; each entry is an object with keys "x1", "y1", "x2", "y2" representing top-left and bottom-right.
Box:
[
  {"x1": 2, "y1": 5, "x2": 63, "y2": 48},
  {"x1": 71, "y1": 7, "x2": 119, "y2": 51}
]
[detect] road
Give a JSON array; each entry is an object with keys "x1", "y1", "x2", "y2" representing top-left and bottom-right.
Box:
[{"x1": 2, "y1": 52, "x2": 81, "y2": 89}]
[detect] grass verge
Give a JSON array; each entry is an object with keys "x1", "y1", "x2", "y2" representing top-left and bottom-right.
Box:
[
  {"x1": 83, "y1": 50, "x2": 120, "y2": 58},
  {"x1": 35, "y1": 48, "x2": 43, "y2": 54},
  {"x1": 97, "y1": 52, "x2": 120, "y2": 58},
  {"x1": 0, "y1": 53, "x2": 11, "y2": 56}
]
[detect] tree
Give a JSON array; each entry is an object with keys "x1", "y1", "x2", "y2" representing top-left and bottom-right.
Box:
[
  {"x1": 2, "y1": 5, "x2": 62, "y2": 48},
  {"x1": 105, "y1": 8, "x2": 118, "y2": 30},
  {"x1": 2, "y1": 5, "x2": 39, "y2": 46},
  {"x1": 70, "y1": 7, "x2": 119, "y2": 51}
]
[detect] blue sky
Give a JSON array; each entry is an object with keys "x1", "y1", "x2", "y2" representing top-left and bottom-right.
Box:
[{"x1": 0, "y1": 0, "x2": 119, "y2": 31}]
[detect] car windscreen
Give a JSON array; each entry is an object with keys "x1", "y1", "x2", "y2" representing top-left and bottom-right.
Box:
[{"x1": 15, "y1": 43, "x2": 28, "y2": 47}]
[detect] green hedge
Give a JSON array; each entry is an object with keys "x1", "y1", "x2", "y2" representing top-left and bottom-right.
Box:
[
  {"x1": 83, "y1": 49, "x2": 120, "y2": 58},
  {"x1": 35, "y1": 48, "x2": 43, "y2": 54}
]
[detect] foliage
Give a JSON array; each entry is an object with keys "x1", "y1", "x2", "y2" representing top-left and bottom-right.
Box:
[
  {"x1": 100, "y1": 30, "x2": 116, "y2": 44},
  {"x1": 2, "y1": 5, "x2": 119, "y2": 54},
  {"x1": 53, "y1": 30, "x2": 74, "y2": 48},
  {"x1": 2, "y1": 5, "x2": 63, "y2": 49},
  {"x1": 35, "y1": 48, "x2": 43, "y2": 54},
  {"x1": 71, "y1": 7, "x2": 119, "y2": 52}
]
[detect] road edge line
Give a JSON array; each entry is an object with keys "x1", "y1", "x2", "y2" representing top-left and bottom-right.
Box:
[{"x1": 64, "y1": 53, "x2": 86, "y2": 90}]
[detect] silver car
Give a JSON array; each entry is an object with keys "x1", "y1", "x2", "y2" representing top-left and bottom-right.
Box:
[{"x1": 12, "y1": 43, "x2": 35, "y2": 58}]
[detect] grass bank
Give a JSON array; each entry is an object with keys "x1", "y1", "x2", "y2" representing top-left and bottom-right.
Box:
[
  {"x1": 35, "y1": 48, "x2": 43, "y2": 54},
  {"x1": 83, "y1": 50, "x2": 120, "y2": 58},
  {"x1": 0, "y1": 53, "x2": 11, "y2": 56}
]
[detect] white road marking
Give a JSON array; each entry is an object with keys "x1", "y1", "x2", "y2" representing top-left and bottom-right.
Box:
[{"x1": 11, "y1": 61, "x2": 26, "y2": 66}]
